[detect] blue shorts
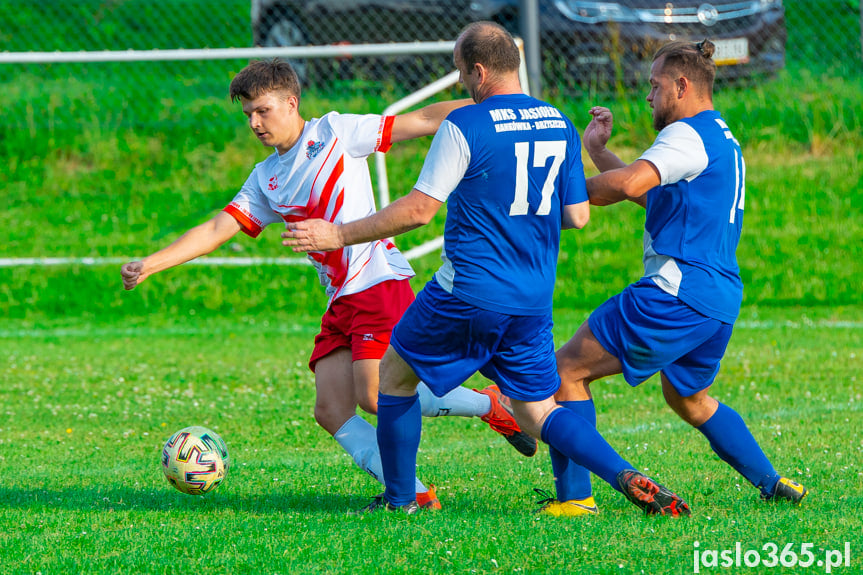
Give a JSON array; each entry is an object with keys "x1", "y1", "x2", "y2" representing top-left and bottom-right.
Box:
[
  {"x1": 588, "y1": 278, "x2": 734, "y2": 397},
  {"x1": 391, "y1": 278, "x2": 561, "y2": 402}
]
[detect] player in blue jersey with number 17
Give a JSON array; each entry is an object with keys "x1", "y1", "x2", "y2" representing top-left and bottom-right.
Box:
[
  {"x1": 285, "y1": 21, "x2": 691, "y2": 516},
  {"x1": 537, "y1": 39, "x2": 808, "y2": 517}
]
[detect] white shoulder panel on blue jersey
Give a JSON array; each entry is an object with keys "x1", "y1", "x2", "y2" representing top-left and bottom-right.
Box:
[
  {"x1": 414, "y1": 119, "x2": 471, "y2": 202},
  {"x1": 639, "y1": 121, "x2": 708, "y2": 186}
]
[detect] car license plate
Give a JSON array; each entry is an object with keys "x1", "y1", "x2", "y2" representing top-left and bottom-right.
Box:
[{"x1": 713, "y1": 38, "x2": 749, "y2": 66}]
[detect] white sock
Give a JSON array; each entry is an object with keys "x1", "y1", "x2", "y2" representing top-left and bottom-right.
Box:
[
  {"x1": 417, "y1": 382, "x2": 491, "y2": 418},
  {"x1": 333, "y1": 414, "x2": 427, "y2": 493}
]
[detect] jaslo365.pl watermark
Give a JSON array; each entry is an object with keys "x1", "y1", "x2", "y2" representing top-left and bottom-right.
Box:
[{"x1": 693, "y1": 542, "x2": 852, "y2": 573}]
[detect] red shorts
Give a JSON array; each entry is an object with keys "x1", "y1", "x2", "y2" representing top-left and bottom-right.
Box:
[{"x1": 308, "y1": 279, "x2": 415, "y2": 372}]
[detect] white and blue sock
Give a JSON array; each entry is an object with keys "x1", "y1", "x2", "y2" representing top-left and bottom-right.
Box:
[
  {"x1": 334, "y1": 414, "x2": 426, "y2": 494},
  {"x1": 417, "y1": 382, "x2": 491, "y2": 417}
]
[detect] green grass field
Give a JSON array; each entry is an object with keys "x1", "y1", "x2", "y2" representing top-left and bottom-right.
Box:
[
  {"x1": 0, "y1": 307, "x2": 860, "y2": 573},
  {"x1": 2, "y1": 5, "x2": 863, "y2": 571}
]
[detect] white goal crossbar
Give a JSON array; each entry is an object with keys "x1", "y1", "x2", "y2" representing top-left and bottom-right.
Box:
[{"x1": 0, "y1": 42, "x2": 456, "y2": 64}]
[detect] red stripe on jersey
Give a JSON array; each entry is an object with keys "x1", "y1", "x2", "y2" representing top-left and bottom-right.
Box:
[
  {"x1": 332, "y1": 189, "x2": 344, "y2": 221},
  {"x1": 224, "y1": 203, "x2": 263, "y2": 238},
  {"x1": 309, "y1": 248, "x2": 348, "y2": 288},
  {"x1": 377, "y1": 116, "x2": 395, "y2": 153},
  {"x1": 340, "y1": 246, "x2": 376, "y2": 290},
  {"x1": 301, "y1": 139, "x2": 349, "y2": 288},
  {"x1": 309, "y1": 155, "x2": 345, "y2": 221},
  {"x1": 329, "y1": 241, "x2": 412, "y2": 301}
]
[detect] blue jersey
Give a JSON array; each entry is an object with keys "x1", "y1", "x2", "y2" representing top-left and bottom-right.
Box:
[
  {"x1": 414, "y1": 93, "x2": 588, "y2": 315},
  {"x1": 639, "y1": 110, "x2": 745, "y2": 323}
]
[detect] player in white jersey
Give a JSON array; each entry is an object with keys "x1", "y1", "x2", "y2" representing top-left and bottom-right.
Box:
[
  {"x1": 538, "y1": 40, "x2": 808, "y2": 517},
  {"x1": 225, "y1": 112, "x2": 415, "y2": 304},
  {"x1": 120, "y1": 58, "x2": 537, "y2": 509}
]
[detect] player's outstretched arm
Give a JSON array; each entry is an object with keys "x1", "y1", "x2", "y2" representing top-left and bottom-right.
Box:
[
  {"x1": 121, "y1": 211, "x2": 242, "y2": 290},
  {"x1": 389, "y1": 99, "x2": 473, "y2": 143},
  {"x1": 283, "y1": 189, "x2": 443, "y2": 253}
]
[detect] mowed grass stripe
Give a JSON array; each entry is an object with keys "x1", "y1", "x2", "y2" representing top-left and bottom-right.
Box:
[{"x1": 3, "y1": 318, "x2": 861, "y2": 339}]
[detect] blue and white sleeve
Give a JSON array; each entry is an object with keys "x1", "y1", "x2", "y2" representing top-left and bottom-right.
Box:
[
  {"x1": 413, "y1": 119, "x2": 470, "y2": 202},
  {"x1": 639, "y1": 122, "x2": 708, "y2": 186}
]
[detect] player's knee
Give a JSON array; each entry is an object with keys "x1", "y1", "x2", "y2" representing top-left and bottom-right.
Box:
[
  {"x1": 555, "y1": 356, "x2": 597, "y2": 395},
  {"x1": 661, "y1": 389, "x2": 687, "y2": 416},
  {"x1": 510, "y1": 399, "x2": 549, "y2": 439},
  {"x1": 555, "y1": 377, "x2": 592, "y2": 402},
  {"x1": 555, "y1": 349, "x2": 581, "y2": 379},
  {"x1": 664, "y1": 393, "x2": 715, "y2": 427},
  {"x1": 356, "y1": 393, "x2": 378, "y2": 415},
  {"x1": 312, "y1": 406, "x2": 333, "y2": 432},
  {"x1": 314, "y1": 403, "x2": 353, "y2": 435}
]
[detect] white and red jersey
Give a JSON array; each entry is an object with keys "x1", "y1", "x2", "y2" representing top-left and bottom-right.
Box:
[{"x1": 224, "y1": 112, "x2": 414, "y2": 306}]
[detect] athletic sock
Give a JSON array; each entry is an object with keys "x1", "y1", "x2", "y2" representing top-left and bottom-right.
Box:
[
  {"x1": 417, "y1": 382, "x2": 491, "y2": 417},
  {"x1": 332, "y1": 415, "x2": 428, "y2": 495},
  {"x1": 697, "y1": 402, "x2": 781, "y2": 496},
  {"x1": 541, "y1": 407, "x2": 629, "y2": 492},
  {"x1": 334, "y1": 415, "x2": 384, "y2": 483},
  {"x1": 549, "y1": 400, "x2": 596, "y2": 501},
  {"x1": 377, "y1": 392, "x2": 423, "y2": 506}
]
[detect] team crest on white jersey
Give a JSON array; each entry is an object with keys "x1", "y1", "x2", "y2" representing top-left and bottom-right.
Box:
[
  {"x1": 305, "y1": 139, "x2": 326, "y2": 160},
  {"x1": 268, "y1": 175, "x2": 278, "y2": 191}
]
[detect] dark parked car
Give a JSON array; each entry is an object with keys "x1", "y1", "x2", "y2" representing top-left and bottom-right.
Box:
[{"x1": 251, "y1": 0, "x2": 786, "y2": 91}]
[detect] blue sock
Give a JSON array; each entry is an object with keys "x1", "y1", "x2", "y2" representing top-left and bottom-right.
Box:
[
  {"x1": 549, "y1": 400, "x2": 595, "y2": 501},
  {"x1": 376, "y1": 392, "x2": 422, "y2": 507},
  {"x1": 697, "y1": 402, "x2": 780, "y2": 496},
  {"x1": 541, "y1": 407, "x2": 629, "y2": 492}
]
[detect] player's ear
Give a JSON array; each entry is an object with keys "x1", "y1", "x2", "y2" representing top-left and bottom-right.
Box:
[
  {"x1": 676, "y1": 77, "x2": 688, "y2": 98},
  {"x1": 286, "y1": 95, "x2": 300, "y2": 113},
  {"x1": 473, "y1": 62, "x2": 487, "y2": 83}
]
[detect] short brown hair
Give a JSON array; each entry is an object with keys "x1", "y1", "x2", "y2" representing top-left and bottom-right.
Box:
[
  {"x1": 456, "y1": 21, "x2": 521, "y2": 74},
  {"x1": 229, "y1": 58, "x2": 301, "y2": 103},
  {"x1": 654, "y1": 39, "x2": 716, "y2": 93}
]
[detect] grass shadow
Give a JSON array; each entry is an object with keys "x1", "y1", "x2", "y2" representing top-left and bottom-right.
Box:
[{"x1": 0, "y1": 486, "x2": 370, "y2": 516}]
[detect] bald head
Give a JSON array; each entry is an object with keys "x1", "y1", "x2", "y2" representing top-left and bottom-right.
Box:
[{"x1": 455, "y1": 21, "x2": 521, "y2": 75}]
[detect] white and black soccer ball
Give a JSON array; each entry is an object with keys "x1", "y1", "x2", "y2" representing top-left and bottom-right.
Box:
[{"x1": 161, "y1": 426, "x2": 230, "y2": 495}]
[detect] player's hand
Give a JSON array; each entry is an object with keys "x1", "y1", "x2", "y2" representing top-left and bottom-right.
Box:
[
  {"x1": 583, "y1": 106, "x2": 614, "y2": 156},
  {"x1": 120, "y1": 261, "x2": 145, "y2": 290},
  {"x1": 282, "y1": 220, "x2": 344, "y2": 253}
]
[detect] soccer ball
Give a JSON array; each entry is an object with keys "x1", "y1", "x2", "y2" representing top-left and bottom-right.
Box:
[{"x1": 161, "y1": 426, "x2": 230, "y2": 495}]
